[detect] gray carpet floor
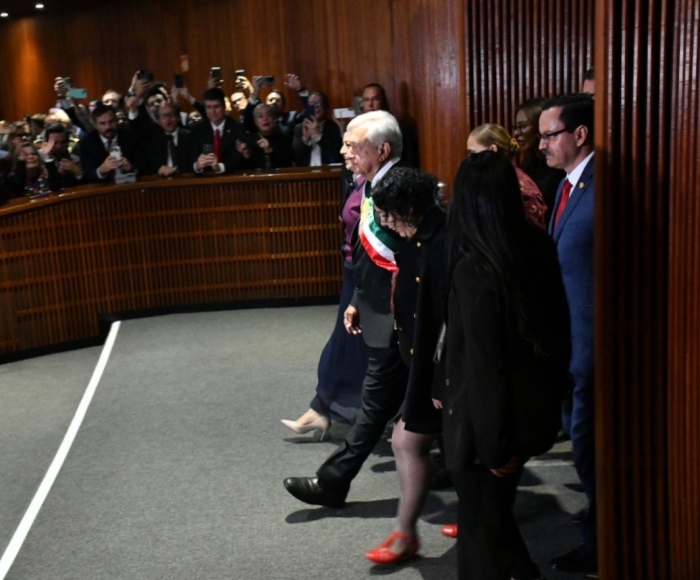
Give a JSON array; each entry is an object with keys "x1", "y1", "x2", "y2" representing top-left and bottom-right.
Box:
[{"x1": 0, "y1": 306, "x2": 587, "y2": 580}]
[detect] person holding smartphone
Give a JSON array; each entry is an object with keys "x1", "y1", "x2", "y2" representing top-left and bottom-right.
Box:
[
  {"x1": 190, "y1": 87, "x2": 246, "y2": 175},
  {"x1": 292, "y1": 91, "x2": 343, "y2": 166}
]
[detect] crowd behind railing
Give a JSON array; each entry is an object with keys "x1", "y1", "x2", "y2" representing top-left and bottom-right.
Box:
[{"x1": 0, "y1": 69, "x2": 424, "y2": 203}]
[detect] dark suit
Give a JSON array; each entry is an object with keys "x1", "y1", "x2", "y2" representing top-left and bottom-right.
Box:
[
  {"x1": 189, "y1": 117, "x2": 245, "y2": 174},
  {"x1": 316, "y1": 163, "x2": 409, "y2": 490},
  {"x1": 441, "y1": 226, "x2": 571, "y2": 580},
  {"x1": 549, "y1": 156, "x2": 596, "y2": 549},
  {"x1": 142, "y1": 127, "x2": 194, "y2": 175},
  {"x1": 79, "y1": 127, "x2": 140, "y2": 183}
]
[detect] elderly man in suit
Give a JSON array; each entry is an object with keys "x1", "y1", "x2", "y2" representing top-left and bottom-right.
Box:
[
  {"x1": 540, "y1": 93, "x2": 597, "y2": 575},
  {"x1": 284, "y1": 111, "x2": 409, "y2": 508},
  {"x1": 79, "y1": 104, "x2": 139, "y2": 183},
  {"x1": 142, "y1": 102, "x2": 193, "y2": 177},
  {"x1": 190, "y1": 87, "x2": 245, "y2": 175}
]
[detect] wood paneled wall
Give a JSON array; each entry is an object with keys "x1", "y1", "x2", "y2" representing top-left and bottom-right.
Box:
[
  {"x1": 595, "y1": 0, "x2": 699, "y2": 577},
  {"x1": 0, "y1": 0, "x2": 592, "y2": 183},
  {"x1": 668, "y1": 0, "x2": 700, "y2": 576}
]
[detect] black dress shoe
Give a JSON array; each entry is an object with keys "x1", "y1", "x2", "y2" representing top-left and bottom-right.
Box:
[
  {"x1": 283, "y1": 477, "x2": 347, "y2": 508},
  {"x1": 549, "y1": 544, "x2": 597, "y2": 573}
]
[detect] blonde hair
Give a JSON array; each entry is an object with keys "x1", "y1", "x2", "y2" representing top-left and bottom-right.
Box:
[{"x1": 470, "y1": 123, "x2": 520, "y2": 159}]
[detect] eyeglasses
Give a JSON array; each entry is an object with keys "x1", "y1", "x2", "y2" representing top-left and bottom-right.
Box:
[
  {"x1": 537, "y1": 128, "x2": 569, "y2": 143},
  {"x1": 511, "y1": 122, "x2": 532, "y2": 133}
]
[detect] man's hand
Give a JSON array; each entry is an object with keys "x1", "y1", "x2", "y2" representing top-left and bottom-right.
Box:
[
  {"x1": 157, "y1": 165, "x2": 178, "y2": 177},
  {"x1": 285, "y1": 74, "x2": 303, "y2": 92},
  {"x1": 195, "y1": 153, "x2": 217, "y2": 171},
  {"x1": 121, "y1": 158, "x2": 134, "y2": 172},
  {"x1": 490, "y1": 456, "x2": 520, "y2": 478},
  {"x1": 131, "y1": 73, "x2": 152, "y2": 99},
  {"x1": 125, "y1": 94, "x2": 138, "y2": 113},
  {"x1": 343, "y1": 305, "x2": 361, "y2": 335},
  {"x1": 39, "y1": 136, "x2": 55, "y2": 159},
  {"x1": 207, "y1": 76, "x2": 224, "y2": 89},
  {"x1": 432, "y1": 399, "x2": 443, "y2": 409},
  {"x1": 236, "y1": 75, "x2": 253, "y2": 94},
  {"x1": 98, "y1": 155, "x2": 124, "y2": 175},
  {"x1": 59, "y1": 158, "x2": 82, "y2": 178}
]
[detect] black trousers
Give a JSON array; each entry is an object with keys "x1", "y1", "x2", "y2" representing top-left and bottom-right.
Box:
[
  {"x1": 453, "y1": 464, "x2": 541, "y2": 580},
  {"x1": 316, "y1": 344, "x2": 408, "y2": 489}
]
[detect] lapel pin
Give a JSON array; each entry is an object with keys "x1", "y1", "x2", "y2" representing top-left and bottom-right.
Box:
[{"x1": 579, "y1": 182, "x2": 585, "y2": 188}]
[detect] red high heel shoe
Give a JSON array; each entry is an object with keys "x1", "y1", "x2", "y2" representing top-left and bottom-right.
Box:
[
  {"x1": 441, "y1": 523, "x2": 458, "y2": 538},
  {"x1": 365, "y1": 530, "x2": 419, "y2": 565}
]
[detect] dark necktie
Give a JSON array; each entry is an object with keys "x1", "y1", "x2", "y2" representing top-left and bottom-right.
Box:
[
  {"x1": 554, "y1": 179, "x2": 573, "y2": 227},
  {"x1": 106, "y1": 138, "x2": 113, "y2": 152},
  {"x1": 167, "y1": 134, "x2": 177, "y2": 166},
  {"x1": 214, "y1": 128, "x2": 222, "y2": 162}
]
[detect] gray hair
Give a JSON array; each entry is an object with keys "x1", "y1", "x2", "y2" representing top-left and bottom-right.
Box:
[
  {"x1": 347, "y1": 110, "x2": 403, "y2": 161},
  {"x1": 253, "y1": 103, "x2": 273, "y2": 116}
]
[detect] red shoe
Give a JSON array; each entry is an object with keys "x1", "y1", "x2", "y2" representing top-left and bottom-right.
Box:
[
  {"x1": 441, "y1": 523, "x2": 458, "y2": 538},
  {"x1": 365, "y1": 530, "x2": 419, "y2": 565}
]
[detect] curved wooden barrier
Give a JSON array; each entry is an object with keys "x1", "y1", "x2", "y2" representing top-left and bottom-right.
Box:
[{"x1": 0, "y1": 167, "x2": 344, "y2": 360}]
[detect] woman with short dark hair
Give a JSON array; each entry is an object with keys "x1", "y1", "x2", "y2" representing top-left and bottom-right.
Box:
[{"x1": 363, "y1": 167, "x2": 446, "y2": 564}]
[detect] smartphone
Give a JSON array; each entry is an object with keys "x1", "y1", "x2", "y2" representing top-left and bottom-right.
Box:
[
  {"x1": 202, "y1": 144, "x2": 213, "y2": 155},
  {"x1": 235, "y1": 69, "x2": 246, "y2": 78},
  {"x1": 305, "y1": 102, "x2": 317, "y2": 119},
  {"x1": 210, "y1": 67, "x2": 222, "y2": 82},
  {"x1": 68, "y1": 88, "x2": 88, "y2": 99},
  {"x1": 258, "y1": 75, "x2": 275, "y2": 88},
  {"x1": 174, "y1": 74, "x2": 184, "y2": 88}
]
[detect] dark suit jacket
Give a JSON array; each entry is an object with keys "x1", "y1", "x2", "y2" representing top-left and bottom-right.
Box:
[
  {"x1": 393, "y1": 205, "x2": 446, "y2": 434},
  {"x1": 441, "y1": 226, "x2": 571, "y2": 472},
  {"x1": 292, "y1": 119, "x2": 343, "y2": 166},
  {"x1": 189, "y1": 117, "x2": 245, "y2": 174},
  {"x1": 548, "y1": 157, "x2": 594, "y2": 391},
  {"x1": 239, "y1": 130, "x2": 294, "y2": 169},
  {"x1": 349, "y1": 165, "x2": 403, "y2": 348},
  {"x1": 142, "y1": 127, "x2": 194, "y2": 175},
  {"x1": 79, "y1": 127, "x2": 140, "y2": 183}
]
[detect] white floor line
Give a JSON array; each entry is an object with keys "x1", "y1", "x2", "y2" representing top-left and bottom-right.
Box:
[
  {"x1": 0, "y1": 322, "x2": 121, "y2": 580},
  {"x1": 526, "y1": 458, "x2": 575, "y2": 467}
]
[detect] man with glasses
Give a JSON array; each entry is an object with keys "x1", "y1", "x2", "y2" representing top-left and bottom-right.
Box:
[
  {"x1": 143, "y1": 102, "x2": 193, "y2": 177},
  {"x1": 539, "y1": 93, "x2": 597, "y2": 576}
]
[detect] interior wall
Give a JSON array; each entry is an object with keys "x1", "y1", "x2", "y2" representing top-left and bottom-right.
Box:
[{"x1": 0, "y1": 0, "x2": 592, "y2": 183}]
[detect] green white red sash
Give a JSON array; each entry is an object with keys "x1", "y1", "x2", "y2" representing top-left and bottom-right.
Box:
[{"x1": 359, "y1": 191, "x2": 399, "y2": 272}]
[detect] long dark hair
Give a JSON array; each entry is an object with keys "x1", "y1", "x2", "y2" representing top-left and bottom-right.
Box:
[{"x1": 447, "y1": 151, "x2": 543, "y2": 350}]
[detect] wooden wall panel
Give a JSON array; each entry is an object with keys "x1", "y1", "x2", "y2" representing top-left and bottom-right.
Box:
[
  {"x1": 0, "y1": 0, "x2": 590, "y2": 185},
  {"x1": 669, "y1": 0, "x2": 700, "y2": 576},
  {"x1": 0, "y1": 170, "x2": 343, "y2": 358}
]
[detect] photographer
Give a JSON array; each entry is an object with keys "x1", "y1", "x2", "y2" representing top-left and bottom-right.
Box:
[
  {"x1": 242, "y1": 73, "x2": 308, "y2": 136},
  {"x1": 79, "y1": 104, "x2": 139, "y2": 183},
  {"x1": 53, "y1": 77, "x2": 93, "y2": 136},
  {"x1": 292, "y1": 91, "x2": 343, "y2": 166},
  {"x1": 40, "y1": 123, "x2": 84, "y2": 187},
  {"x1": 238, "y1": 103, "x2": 294, "y2": 169},
  {"x1": 8, "y1": 139, "x2": 61, "y2": 198}
]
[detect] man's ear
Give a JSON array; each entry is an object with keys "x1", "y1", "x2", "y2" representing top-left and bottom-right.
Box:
[
  {"x1": 378, "y1": 142, "x2": 392, "y2": 162},
  {"x1": 574, "y1": 125, "x2": 589, "y2": 146}
]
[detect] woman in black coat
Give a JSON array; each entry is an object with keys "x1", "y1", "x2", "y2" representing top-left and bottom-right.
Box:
[
  {"x1": 440, "y1": 152, "x2": 571, "y2": 580},
  {"x1": 363, "y1": 167, "x2": 447, "y2": 565}
]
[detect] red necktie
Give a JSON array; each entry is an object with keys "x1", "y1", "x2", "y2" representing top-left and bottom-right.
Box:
[
  {"x1": 554, "y1": 179, "x2": 573, "y2": 227},
  {"x1": 214, "y1": 128, "x2": 222, "y2": 162}
]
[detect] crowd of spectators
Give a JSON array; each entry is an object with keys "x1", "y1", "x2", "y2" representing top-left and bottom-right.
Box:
[{"x1": 0, "y1": 70, "x2": 397, "y2": 202}]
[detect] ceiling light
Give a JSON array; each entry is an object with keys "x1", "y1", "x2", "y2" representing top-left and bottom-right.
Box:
[
  {"x1": 36, "y1": 3, "x2": 45, "y2": 8},
  {"x1": 0, "y1": 12, "x2": 8, "y2": 17}
]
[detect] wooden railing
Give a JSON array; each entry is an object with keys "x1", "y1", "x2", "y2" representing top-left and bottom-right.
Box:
[{"x1": 0, "y1": 167, "x2": 344, "y2": 360}]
